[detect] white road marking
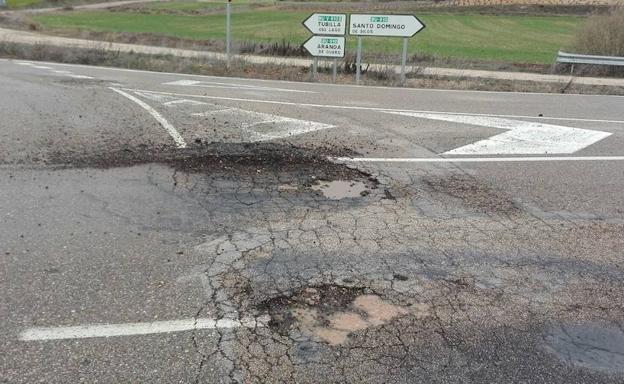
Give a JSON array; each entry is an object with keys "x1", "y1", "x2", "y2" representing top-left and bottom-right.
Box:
[
  {"x1": 122, "y1": 89, "x2": 624, "y2": 125},
  {"x1": 193, "y1": 106, "x2": 334, "y2": 141},
  {"x1": 331, "y1": 156, "x2": 624, "y2": 163},
  {"x1": 192, "y1": 108, "x2": 237, "y2": 117},
  {"x1": 385, "y1": 112, "x2": 612, "y2": 155},
  {"x1": 15, "y1": 62, "x2": 34, "y2": 66},
  {"x1": 163, "y1": 99, "x2": 207, "y2": 106},
  {"x1": 31, "y1": 65, "x2": 52, "y2": 69},
  {"x1": 164, "y1": 79, "x2": 316, "y2": 93},
  {"x1": 53, "y1": 70, "x2": 72, "y2": 74},
  {"x1": 109, "y1": 87, "x2": 187, "y2": 148},
  {"x1": 68, "y1": 74, "x2": 94, "y2": 80},
  {"x1": 20, "y1": 316, "x2": 268, "y2": 341}
]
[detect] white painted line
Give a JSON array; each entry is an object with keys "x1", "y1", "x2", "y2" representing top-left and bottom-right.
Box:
[
  {"x1": 386, "y1": 112, "x2": 612, "y2": 155},
  {"x1": 162, "y1": 99, "x2": 207, "y2": 106},
  {"x1": 190, "y1": 106, "x2": 334, "y2": 141},
  {"x1": 122, "y1": 89, "x2": 624, "y2": 125},
  {"x1": 109, "y1": 87, "x2": 187, "y2": 148},
  {"x1": 31, "y1": 65, "x2": 52, "y2": 69},
  {"x1": 163, "y1": 79, "x2": 316, "y2": 94},
  {"x1": 68, "y1": 74, "x2": 94, "y2": 79},
  {"x1": 192, "y1": 108, "x2": 237, "y2": 117},
  {"x1": 331, "y1": 156, "x2": 624, "y2": 163},
  {"x1": 53, "y1": 70, "x2": 72, "y2": 74},
  {"x1": 20, "y1": 316, "x2": 268, "y2": 341},
  {"x1": 15, "y1": 62, "x2": 34, "y2": 66}
]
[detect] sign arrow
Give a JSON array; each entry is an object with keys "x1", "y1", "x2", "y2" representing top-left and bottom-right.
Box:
[
  {"x1": 349, "y1": 14, "x2": 425, "y2": 37},
  {"x1": 385, "y1": 112, "x2": 612, "y2": 155},
  {"x1": 303, "y1": 13, "x2": 347, "y2": 36},
  {"x1": 303, "y1": 36, "x2": 346, "y2": 58}
]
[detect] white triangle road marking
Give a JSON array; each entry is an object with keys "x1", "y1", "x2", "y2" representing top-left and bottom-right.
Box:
[{"x1": 386, "y1": 112, "x2": 612, "y2": 155}]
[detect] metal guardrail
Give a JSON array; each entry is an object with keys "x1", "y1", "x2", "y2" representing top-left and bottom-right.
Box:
[{"x1": 556, "y1": 51, "x2": 624, "y2": 67}]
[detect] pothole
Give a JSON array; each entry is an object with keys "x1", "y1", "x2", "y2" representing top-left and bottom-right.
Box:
[
  {"x1": 259, "y1": 285, "x2": 426, "y2": 346},
  {"x1": 311, "y1": 180, "x2": 370, "y2": 199},
  {"x1": 544, "y1": 323, "x2": 624, "y2": 374}
]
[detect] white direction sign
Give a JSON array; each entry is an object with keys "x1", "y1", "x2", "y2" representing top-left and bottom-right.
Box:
[
  {"x1": 303, "y1": 36, "x2": 345, "y2": 58},
  {"x1": 386, "y1": 111, "x2": 612, "y2": 155},
  {"x1": 303, "y1": 13, "x2": 347, "y2": 36},
  {"x1": 349, "y1": 14, "x2": 425, "y2": 37}
]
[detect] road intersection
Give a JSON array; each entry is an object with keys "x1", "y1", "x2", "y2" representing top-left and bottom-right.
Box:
[{"x1": 1, "y1": 58, "x2": 624, "y2": 383}]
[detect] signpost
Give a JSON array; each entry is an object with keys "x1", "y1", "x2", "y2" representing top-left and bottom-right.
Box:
[
  {"x1": 301, "y1": 13, "x2": 425, "y2": 84},
  {"x1": 349, "y1": 14, "x2": 425, "y2": 83},
  {"x1": 226, "y1": 0, "x2": 232, "y2": 68},
  {"x1": 302, "y1": 13, "x2": 347, "y2": 82}
]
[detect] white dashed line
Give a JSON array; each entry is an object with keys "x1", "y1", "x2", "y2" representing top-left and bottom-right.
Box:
[
  {"x1": 109, "y1": 87, "x2": 187, "y2": 148},
  {"x1": 20, "y1": 316, "x2": 268, "y2": 341}
]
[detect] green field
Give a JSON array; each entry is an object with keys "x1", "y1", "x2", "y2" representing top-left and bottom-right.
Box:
[
  {"x1": 33, "y1": 8, "x2": 584, "y2": 64},
  {"x1": 6, "y1": 0, "x2": 47, "y2": 8}
]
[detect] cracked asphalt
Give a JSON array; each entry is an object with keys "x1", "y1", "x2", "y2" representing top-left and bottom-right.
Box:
[{"x1": 1, "y1": 59, "x2": 624, "y2": 383}]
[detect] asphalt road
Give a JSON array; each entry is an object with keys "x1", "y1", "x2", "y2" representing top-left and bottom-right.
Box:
[{"x1": 1, "y1": 58, "x2": 624, "y2": 383}]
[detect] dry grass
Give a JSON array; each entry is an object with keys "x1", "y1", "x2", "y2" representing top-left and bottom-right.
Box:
[
  {"x1": 446, "y1": 0, "x2": 617, "y2": 5},
  {"x1": 558, "y1": 6, "x2": 624, "y2": 76},
  {"x1": 573, "y1": 6, "x2": 624, "y2": 56},
  {"x1": 0, "y1": 41, "x2": 622, "y2": 95}
]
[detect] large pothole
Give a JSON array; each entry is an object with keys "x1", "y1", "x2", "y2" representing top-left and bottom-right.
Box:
[{"x1": 258, "y1": 285, "x2": 426, "y2": 346}]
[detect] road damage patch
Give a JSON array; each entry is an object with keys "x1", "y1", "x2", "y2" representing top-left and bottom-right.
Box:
[{"x1": 259, "y1": 285, "x2": 424, "y2": 346}]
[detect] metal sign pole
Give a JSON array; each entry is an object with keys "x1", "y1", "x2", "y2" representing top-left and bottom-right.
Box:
[
  {"x1": 400, "y1": 37, "x2": 408, "y2": 83},
  {"x1": 226, "y1": 0, "x2": 231, "y2": 68},
  {"x1": 332, "y1": 58, "x2": 337, "y2": 83},
  {"x1": 313, "y1": 57, "x2": 319, "y2": 81},
  {"x1": 356, "y1": 36, "x2": 362, "y2": 84}
]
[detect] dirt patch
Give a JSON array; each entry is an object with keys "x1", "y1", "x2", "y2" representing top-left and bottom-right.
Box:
[
  {"x1": 311, "y1": 180, "x2": 372, "y2": 200},
  {"x1": 259, "y1": 285, "x2": 425, "y2": 346},
  {"x1": 47, "y1": 141, "x2": 350, "y2": 170},
  {"x1": 422, "y1": 174, "x2": 521, "y2": 215}
]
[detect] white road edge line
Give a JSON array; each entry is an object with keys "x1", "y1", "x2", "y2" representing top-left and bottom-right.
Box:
[
  {"x1": 109, "y1": 87, "x2": 187, "y2": 148},
  {"x1": 5, "y1": 58, "x2": 624, "y2": 99},
  {"x1": 330, "y1": 156, "x2": 624, "y2": 163},
  {"x1": 20, "y1": 316, "x2": 269, "y2": 341},
  {"x1": 121, "y1": 89, "x2": 624, "y2": 125}
]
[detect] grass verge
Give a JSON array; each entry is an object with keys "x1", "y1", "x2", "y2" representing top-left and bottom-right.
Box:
[
  {"x1": 30, "y1": 9, "x2": 583, "y2": 64},
  {"x1": 1, "y1": 41, "x2": 622, "y2": 95}
]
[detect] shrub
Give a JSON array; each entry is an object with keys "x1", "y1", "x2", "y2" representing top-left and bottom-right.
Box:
[{"x1": 573, "y1": 6, "x2": 624, "y2": 57}]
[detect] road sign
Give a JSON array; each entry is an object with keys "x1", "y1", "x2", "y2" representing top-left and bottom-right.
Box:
[
  {"x1": 303, "y1": 13, "x2": 347, "y2": 36},
  {"x1": 303, "y1": 36, "x2": 345, "y2": 58},
  {"x1": 349, "y1": 14, "x2": 425, "y2": 37}
]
